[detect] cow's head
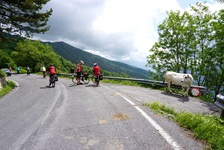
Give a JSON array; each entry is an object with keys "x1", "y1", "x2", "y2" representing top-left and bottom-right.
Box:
[{"x1": 181, "y1": 74, "x2": 193, "y2": 83}]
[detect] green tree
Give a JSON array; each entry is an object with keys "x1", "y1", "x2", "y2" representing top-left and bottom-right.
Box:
[
  {"x1": 11, "y1": 39, "x2": 62, "y2": 72},
  {"x1": 186, "y1": 2, "x2": 224, "y2": 99},
  {"x1": 208, "y1": 9, "x2": 224, "y2": 99},
  {"x1": 147, "y1": 10, "x2": 194, "y2": 80},
  {"x1": 217, "y1": 0, "x2": 224, "y2": 3},
  {"x1": 189, "y1": 2, "x2": 214, "y2": 86},
  {"x1": 0, "y1": 0, "x2": 52, "y2": 39},
  {"x1": 0, "y1": 50, "x2": 11, "y2": 68}
]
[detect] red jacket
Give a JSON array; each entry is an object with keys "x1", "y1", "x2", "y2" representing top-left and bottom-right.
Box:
[
  {"x1": 76, "y1": 63, "x2": 82, "y2": 72},
  {"x1": 93, "y1": 65, "x2": 100, "y2": 75},
  {"x1": 49, "y1": 66, "x2": 56, "y2": 75}
]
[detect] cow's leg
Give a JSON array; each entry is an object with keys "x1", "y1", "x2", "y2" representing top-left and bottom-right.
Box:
[
  {"x1": 185, "y1": 87, "x2": 189, "y2": 97},
  {"x1": 167, "y1": 82, "x2": 172, "y2": 94},
  {"x1": 181, "y1": 86, "x2": 185, "y2": 96},
  {"x1": 181, "y1": 87, "x2": 189, "y2": 97}
]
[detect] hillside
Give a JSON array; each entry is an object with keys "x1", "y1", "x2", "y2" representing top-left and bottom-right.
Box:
[
  {"x1": 46, "y1": 41, "x2": 151, "y2": 79},
  {"x1": 1, "y1": 33, "x2": 151, "y2": 79}
]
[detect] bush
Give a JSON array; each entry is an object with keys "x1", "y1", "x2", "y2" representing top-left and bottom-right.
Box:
[
  {"x1": 0, "y1": 70, "x2": 6, "y2": 78},
  {"x1": 0, "y1": 80, "x2": 16, "y2": 98},
  {"x1": 145, "y1": 102, "x2": 224, "y2": 150}
]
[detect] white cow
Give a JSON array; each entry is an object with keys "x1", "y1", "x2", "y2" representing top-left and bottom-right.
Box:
[{"x1": 164, "y1": 71, "x2": 194, "y2": 97}]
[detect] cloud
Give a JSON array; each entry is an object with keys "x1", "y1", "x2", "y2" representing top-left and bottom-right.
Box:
[{"x1": 33, "y1": 0, "x2": 223, "y2": 69}]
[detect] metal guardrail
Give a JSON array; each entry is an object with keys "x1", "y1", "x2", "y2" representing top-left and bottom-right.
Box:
[
  {"x1": 103, "y1": 76, "x2": 207, "y2": 94},
  {"x1": 58, "y1": 73, "x2": 207, "y2": 94}
]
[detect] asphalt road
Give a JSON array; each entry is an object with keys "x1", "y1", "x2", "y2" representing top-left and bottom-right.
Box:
[{"x1": 0, "y1": 74, "x2": 220, "y2": 150}]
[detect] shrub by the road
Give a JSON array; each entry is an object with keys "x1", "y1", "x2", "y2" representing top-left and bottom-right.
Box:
[
  {"x1": 0, "y1": 80, "x2": 16, "y2": 98},
  {"x1": 0, "y1": 70, "x2": 6, "y2": 78},
  {"x1": 145, "y1": 102, "x2": 224, "y2": 150}
]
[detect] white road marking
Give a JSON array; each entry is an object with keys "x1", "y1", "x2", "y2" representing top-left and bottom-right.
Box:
[{"x1": 116, "y1": 92, "x2": 183, "y2": 150}]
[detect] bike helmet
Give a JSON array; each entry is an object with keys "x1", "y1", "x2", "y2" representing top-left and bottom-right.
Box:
[
  {"x1": 80, "y1": 60, "x2": 84, "y2": 64},
  {"x1": 94, "y1": 63, "x2": 97, "y2": 66},
  {"x1": 51, "y1": 64, "x2": 54, "y2": 66}
]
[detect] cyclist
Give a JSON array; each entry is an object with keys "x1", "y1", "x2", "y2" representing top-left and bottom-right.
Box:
[
  {"x1": 26, "y1": 66, "x2": 30, "y2": 75},
  {"x1": 17, "y1": 67, "x2": 20, "y2": 74},
  {"x1": 76, "y1": 60, "x2": 84, "y2": 85},
  {"x1": 41, "y1": 65, "x2": 46, "y2": 78},
  {"x1": 92, "y1": 63, "x2": 100, "y2": 82},
  {"x1": 48, "y1": 64, "x2": 56, "y2": 86}
]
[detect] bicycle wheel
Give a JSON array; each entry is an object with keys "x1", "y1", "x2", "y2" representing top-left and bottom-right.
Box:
[
  {"x1": 83, "y1": 75, "x2": 90, "y2": 84},
  {"x1": 92, "y1": 75, "x2": 99, "y2": 86},
  {"x1": 72, "y1": 75, "x2": 76, "y2": 84},
  {"x1": 95, "y1": 76, "x2": 100, "y2": 86},
  {"x1": 52, "y1": 81, "x2": 55, "y2": 87},
  {"x1": 52, "y1": 76, "x2": 56, "y2": 87},
  {"x1": 49, "y1": 80, "x2": 55, "y2": 87},
  {"x1": 91, "y1": 75, "x2": 95, "y2": 83}
]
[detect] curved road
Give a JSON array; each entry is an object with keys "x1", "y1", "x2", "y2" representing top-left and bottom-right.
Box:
[{"x1": 0, "y1": 74, "x2": 220, "y2": 150}]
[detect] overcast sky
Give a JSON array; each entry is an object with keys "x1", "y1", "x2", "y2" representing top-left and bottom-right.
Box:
[{"x1": 33, "y1": 0, "x2": 224, "y2": 70}]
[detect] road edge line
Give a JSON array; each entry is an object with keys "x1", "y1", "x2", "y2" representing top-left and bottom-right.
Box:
[{"x1": 116, "y1": 92, "x2": 183, "y2": 150}]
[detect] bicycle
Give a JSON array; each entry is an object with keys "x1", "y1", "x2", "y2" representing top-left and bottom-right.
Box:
[
  {"x1": 72, "y1": 72, "x2": 90, "y2": 85},
  {"x1": 91, "y1": 75, "x2": 100, "y2": 86},
  {"x1": 43, "y1": 71, "x2": 46, "y2": 78},
  {"x1": 49, "y1": 75, "x2": 58, "y2": 87}
]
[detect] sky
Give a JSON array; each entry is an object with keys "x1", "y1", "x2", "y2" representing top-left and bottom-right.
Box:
[{"x1": 33, "y1": 0, "x2": 224, "y2": 70}]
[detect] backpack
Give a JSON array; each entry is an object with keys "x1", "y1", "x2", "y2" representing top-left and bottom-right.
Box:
[
  {"x1": 54, "y1": 75, "x2": 58, "y2": 81},
  {"x1": 99, "y1": 75, "x2": 103, "y2": 80}
]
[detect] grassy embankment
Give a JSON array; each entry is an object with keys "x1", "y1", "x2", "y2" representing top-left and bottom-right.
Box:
[
  {"x1": 0, "y1": 80, "x2": 16, "y2": 98},
  {"x1": 145, "y1": 102, "x2": 224, "y2": 150}
]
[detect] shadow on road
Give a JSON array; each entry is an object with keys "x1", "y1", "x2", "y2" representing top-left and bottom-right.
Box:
[
  {"x1": 68, "y1": 83, "x2": 89, "y2": 87},
  {"x1": 161, "y1": 91, "x2": 221, "y2": 115},
  {"x1": 161, "y1": 91, "x2": 189, "y2": 102},
  {"x1": 40, "y1": 86, "x2": 56, "y2": 89},
  {"x1": 69, "y1": 84, "x2": 77, "y2": 87},
  {"x1": 85, "y1": 84, "x2": 99, "y2": 87},
  {"x1": 199, "y1": 101, "x2": 221, "y2": 114}
]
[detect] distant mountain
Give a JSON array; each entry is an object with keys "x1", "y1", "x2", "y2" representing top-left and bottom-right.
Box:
[{"x1": 45, "y1": 41, "x2": 150, "y2": 79}]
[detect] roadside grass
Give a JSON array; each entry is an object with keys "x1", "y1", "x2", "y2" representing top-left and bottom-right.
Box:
[
  {"x1": 145, "y1": 102, "x2": 224, "y2": 150},
  {"x1": 102, "y1": 79, "x2": 141, "y2": 86},
  {"x1": 0, "y1": 80, "x2": 16, "y2": 98}
]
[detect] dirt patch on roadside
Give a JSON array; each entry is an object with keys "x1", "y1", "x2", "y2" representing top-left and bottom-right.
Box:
[{"x1": 112, "y1": 113, "x2": 129, "y2": 121}]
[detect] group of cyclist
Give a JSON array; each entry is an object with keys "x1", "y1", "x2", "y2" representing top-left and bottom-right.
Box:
[{"x1": 47, "y1": 60, "x2": 101, "y2": 86}]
